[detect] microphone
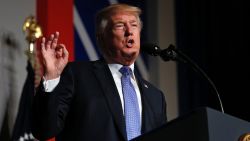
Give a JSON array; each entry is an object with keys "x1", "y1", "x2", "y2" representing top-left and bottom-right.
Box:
[
  {"x1": 141, "y1": 43, "x2": 179, "y2": 61},
  {"x1": 141, "y1": 43, "x2": 225, "y2": 114}
]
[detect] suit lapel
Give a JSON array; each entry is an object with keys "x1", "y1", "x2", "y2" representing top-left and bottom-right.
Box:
[
  {"x1": 135, "y1": 72, "x2": 155, "y2": 134},
  {"x1": 92, "y1": 60, "x2": 127, "y2": 140}
]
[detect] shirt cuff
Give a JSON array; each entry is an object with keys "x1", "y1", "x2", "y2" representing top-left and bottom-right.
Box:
[{"x1": 43, "y1": 76, "x2": 60, "y2": 92}]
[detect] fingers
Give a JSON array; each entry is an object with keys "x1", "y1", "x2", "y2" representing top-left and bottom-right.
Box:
[
  {"x1": 45, "y1": 34, "x2": 53, "y2": 50},
  {"x1": 42, "y1": 31, "x2": 60, "y2": 51},
  {"x1": 55, "y1": 44, "x2": 69, "y2": 59},
  {"x1": 40, "y1": 31, "x2": 69, "y2": 61},
  {"x1": 41, "y1": 31, "x2": 62, "y2": 61},
  {"x1": 61, "y1": 44, "x2": 69, "y2": 59},
  {"x1": 51, "y1": 32, "x2": 59, "y2": 49},
  {"x1": 41, "y1": 37, "x2": 46, "y2": 53}
]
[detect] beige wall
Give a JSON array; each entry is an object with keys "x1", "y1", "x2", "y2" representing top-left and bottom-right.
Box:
[
  {"x1": 147, "y1": 0, "x2": 178, "y2": 121},
  {"x1": 0, "y1": 0, "x2": 35, "y2": 134}
]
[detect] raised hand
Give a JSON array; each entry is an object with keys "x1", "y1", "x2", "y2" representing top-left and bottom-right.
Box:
[{"x1": 41, "y1": 32, "x2": 69, "y2": 80}]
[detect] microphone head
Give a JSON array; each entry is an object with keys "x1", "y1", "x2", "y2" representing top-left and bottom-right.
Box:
[{"x1": 141, "y1": 43, "x2": 162, "y2": 56}]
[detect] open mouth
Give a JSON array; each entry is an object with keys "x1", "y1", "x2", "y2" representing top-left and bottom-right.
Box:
[{"x1": 126, "y1": 39, "x2": 134, "y2": 48}]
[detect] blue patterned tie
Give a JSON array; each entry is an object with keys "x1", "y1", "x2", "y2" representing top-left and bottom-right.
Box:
[{"x1": 119, "y1": 66, "x2": 141, "y2": 141}]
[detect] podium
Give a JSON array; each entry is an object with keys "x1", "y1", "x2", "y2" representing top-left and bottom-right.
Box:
[{"x1": 133, "y1": 107, "x2": 250, "y2": 141}]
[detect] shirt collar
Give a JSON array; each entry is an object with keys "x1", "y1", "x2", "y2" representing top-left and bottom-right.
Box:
[{"x1": 108, "y1": 63, "x2": 135, "y2": 79}]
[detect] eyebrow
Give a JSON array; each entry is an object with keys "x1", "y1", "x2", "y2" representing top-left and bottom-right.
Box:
[{"x1": 113, "y1": 19, "x2": 138, "y2": 24}]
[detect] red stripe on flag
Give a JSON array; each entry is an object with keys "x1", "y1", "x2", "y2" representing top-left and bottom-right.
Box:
[
  {"x1": 36, "y1": 0, "x2": 73, "y2": 140},
  {"x1": 37, "y1": 0, "x2": 74, "y2": 61}
]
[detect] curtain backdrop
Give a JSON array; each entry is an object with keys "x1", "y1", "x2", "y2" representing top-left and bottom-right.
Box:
[{"x1": 176, "y1": 0, "x2": 250, "y2": 121}]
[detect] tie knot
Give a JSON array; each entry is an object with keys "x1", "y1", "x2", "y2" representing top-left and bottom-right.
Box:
[{"x1": 119, "y1": 66, "x2": 132, "y2": 76}]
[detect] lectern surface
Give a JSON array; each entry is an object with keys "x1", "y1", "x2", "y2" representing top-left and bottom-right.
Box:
[{"x1": 133, "y1": 107, "x2": 250, "y2": 141}]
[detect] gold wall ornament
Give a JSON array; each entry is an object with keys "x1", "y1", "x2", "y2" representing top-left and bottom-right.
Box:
[
  {"x1": 239, "y1": 133, "x2": 250, "y2": 141},
  {"x1": 23, "y1": 15, "x2": 43, "y2": 88},
  {"x1": 23, "y1": 15, "x2": 43, "y2": 53},
  {"x1": 23, "y1": 15, "x2": 43, "y2": 65}
]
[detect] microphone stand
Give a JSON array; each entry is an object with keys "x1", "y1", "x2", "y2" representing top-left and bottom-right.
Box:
[{"x1": 160, "y1": 45, "x2": 225, "y2": 114}]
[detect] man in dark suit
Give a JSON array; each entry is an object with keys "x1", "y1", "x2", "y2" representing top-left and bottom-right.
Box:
[{"x1": 32, "y1": 3, "x2": 167, "y2": 141}]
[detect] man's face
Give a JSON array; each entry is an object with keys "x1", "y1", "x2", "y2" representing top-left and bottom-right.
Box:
[{"x1": 103, "y1": 12, "x2": 141, "y2": 66}]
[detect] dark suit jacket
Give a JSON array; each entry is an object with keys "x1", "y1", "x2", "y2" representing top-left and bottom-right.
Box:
[{"x1": 32, "y1": 59, "x2": 167, "y2": 141}]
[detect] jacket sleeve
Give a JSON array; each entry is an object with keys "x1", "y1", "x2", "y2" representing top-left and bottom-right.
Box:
[{"x1": 32, "y1": 63, "x2": 74, "y2": 140}]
